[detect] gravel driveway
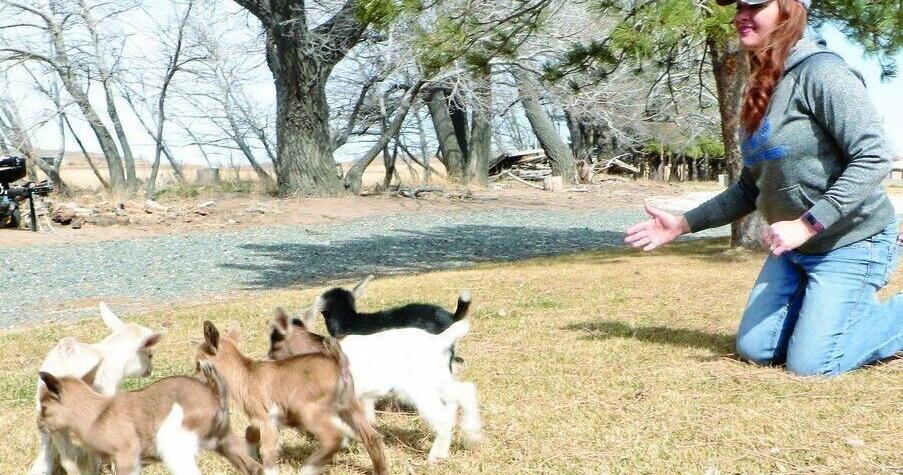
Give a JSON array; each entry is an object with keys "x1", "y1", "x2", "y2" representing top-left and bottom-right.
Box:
[
  {"x1": 7, "y1": 193, "x2": 901, "y2": 329},
  {"x1": 0, "y1": 209, "x2": 733, "y2": 328}
]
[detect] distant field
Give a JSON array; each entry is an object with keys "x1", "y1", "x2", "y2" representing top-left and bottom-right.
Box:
[{"x1": 34, "y1": 152, "x2": 449, "y2": 191}]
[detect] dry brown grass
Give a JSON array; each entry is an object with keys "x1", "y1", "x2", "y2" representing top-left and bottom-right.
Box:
[
  {"x1": 45, "y1": 154, "x2": 450, "y2": 192},
  {"x1": 1, "y1": 239, "x2": 901, "y2": 474}
]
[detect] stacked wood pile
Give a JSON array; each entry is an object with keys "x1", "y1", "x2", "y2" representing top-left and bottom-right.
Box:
[
  {"x1": 489, "y1": 149, "x2": 551, "y2": 181},
  {"x1": 490, "y1": 149, "x2": 642, "y2": 184}
]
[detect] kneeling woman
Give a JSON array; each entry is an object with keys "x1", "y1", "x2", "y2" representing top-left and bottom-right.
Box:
[{"x1": 625, "y1": 0, "x2": 901, "y2": 376}]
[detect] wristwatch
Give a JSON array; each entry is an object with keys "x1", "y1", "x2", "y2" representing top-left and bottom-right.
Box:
[{"x1": 801, "y1": 211, "x2": 825, "y2": 234}]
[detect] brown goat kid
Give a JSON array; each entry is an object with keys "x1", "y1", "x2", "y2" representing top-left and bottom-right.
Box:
[
  {"x1": 196, "y1": 321, "x2": 388, "y2": 475},
  {"x1": 268, "y1": 307, "x2": 326, "y2": 360},
  {"x1": 37, "y1": 362, "x2": 262, "y2": 475}
]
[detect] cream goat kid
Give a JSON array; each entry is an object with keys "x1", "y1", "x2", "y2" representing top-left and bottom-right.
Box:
[{"x1": 29, "y1": 303, "x2": 164, "y2": 475}]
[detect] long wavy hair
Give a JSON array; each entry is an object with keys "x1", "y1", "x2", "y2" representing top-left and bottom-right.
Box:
[{"x1": 740, "y1": 0, "x2": 808, "y2": 135}]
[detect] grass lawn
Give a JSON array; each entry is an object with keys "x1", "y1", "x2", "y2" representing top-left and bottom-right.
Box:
[{"x1": 2, "y1": 238, "x2": 900, "y2": 474}]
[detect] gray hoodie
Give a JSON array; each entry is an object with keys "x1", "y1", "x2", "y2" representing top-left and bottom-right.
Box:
[{"x1": 684, "y1": 30, "x2": 896, "y2": 254}]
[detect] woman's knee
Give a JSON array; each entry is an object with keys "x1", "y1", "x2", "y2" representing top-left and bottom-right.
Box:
[
  {"x1": 735, "y1": 334, "x2": 778, "y2": 366},
  {"x1": 785, "y1": 350, "x2": 843, "y2": 377}
]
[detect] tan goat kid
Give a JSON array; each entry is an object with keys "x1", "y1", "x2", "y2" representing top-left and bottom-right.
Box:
[
  {"x1": 37, "y1": 362, "x2": 262, "y2": 475},
  {"x1": 30, "y1": 302, "x2": 164, "y2": 475},
  {"x1": 195, "y1": 321, "x2": 388, "y2": 475}
]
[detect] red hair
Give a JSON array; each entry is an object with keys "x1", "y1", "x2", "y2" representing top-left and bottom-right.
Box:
[{"x1": 740, "y1": 0, "x2": 808, "y2": 135}]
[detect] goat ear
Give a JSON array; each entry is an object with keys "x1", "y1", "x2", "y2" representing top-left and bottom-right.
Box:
[
  {"x1": 99, "y1": 302, "x2": 124, "y2": 331},
  {"x1": 273, "y1": 308, "x2": 291, "y2": 335},
  {"x1": 39, "y1": 372, "x2": 62, "y2": 400},
  {"x1": 301, "y1": 296, "x2": 323, "y2": 328},
  {"x1": 81, "y1": 361, "x2": 101, "y2": 387},
  {"x1": 226, "y1": 322, "x2": 242, "y2": 344},
  {"x1": 142, "y1": 332, "x2": 165, "y2": 350},
  {"x1": 203, "y1": 321, "x2": 220, "y2": 350},
  {"x1": 352, "y1": 274, "x2": 374, "y2": 300}
]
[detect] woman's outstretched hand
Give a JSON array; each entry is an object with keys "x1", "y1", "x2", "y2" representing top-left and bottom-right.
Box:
[{"x1": 625, "y1": 204, "x2": 691, "y2": 251}]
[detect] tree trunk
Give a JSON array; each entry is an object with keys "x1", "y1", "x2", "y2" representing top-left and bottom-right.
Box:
[
  {"x1": 426, "y1": 89, "x2": 465, "y2": 181},
  {"x1": 710, "y1": 38, "x2": 765, "y2": 249},
  {"x1": 251, "y1": 0, "x2": 367, "y2": 197},
  {"x1": 64, "y1": 114, "x2": 109, "y2": 190},
  {"x1": 46, "y1": 8, "x2": 125, "y2": 194},
  {"x1": 382, "y1": 141, "x2": 398, "y2": 188},
  {"x1": 274, "y1": 72, "x2": 343, "y2": 195},
  {"x1": 466, "y1": 75, "x2": 492, "y2": 187},
  {"x1": 66, "y1": 95, "x2": 124, "y2": 191},
  {"x1": 564, "y1": 111, "x2": 583, "y2": 159},
  {"x1": 222, "y1": 92, "x2": 275, "y2": 189},
  {"x1": 103, "y1": 82, "x2": 138, "y2": 193},
  {"x1": 449, "y1": 96, "x2": 469, "y2": 163},
  {"x1": 231, "y1": 128, "x2": 276, "y2": 188},
  {"x1": 54, "y1": 83, "x2": 65, "y2": 175},
  {"x1": 415, "y1": 109, "x2": 431, "y2": 183},
  {"x1": 513, "y1": 69, "x2": 576, "y2": 181}
]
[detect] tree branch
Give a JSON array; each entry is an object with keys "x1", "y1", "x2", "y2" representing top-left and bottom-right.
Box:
[{"x1": 312, "y1": 0, "x2": 369, "y2": 67}]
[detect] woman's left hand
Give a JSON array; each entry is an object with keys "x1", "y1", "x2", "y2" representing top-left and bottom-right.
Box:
[{"x1": 764, "y1": 218, "x2": 818, "y2": 256}]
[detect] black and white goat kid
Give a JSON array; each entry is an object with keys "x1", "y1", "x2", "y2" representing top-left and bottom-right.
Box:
[
  {"x1": 303, "y1": 275, "x2": 471, "y2": 370},
  {"x1": 309, "y1": 275, "x2": 471, "y2": 338}
]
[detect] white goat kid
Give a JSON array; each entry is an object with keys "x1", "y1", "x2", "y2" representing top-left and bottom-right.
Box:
[
  {"x1": 28, "y1": 302, "x2": 164, "y2": 475},
  {"x1": 339, "y1": 320, "x2": 482, "y2": 464}
]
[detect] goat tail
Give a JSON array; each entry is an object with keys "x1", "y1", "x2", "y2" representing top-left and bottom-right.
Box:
[
  {"x1": 199, "y1": 361, "x2": 230, "y2": 435},
  {"x1": 438, "y1": 319, "x2": 471, "y2": 349},
  {"x1": 453, "y1": 290, "x2": 472, "y2": 321},
  {"x1": 341, "y1": 400, "x2": 388, "y2": 475},
  {"x1": 323, "y1": 337, "x2": 353, "y2": 410}
]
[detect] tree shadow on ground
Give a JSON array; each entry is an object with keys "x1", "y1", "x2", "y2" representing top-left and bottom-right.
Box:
[
  {"x1": 221, "y1": 224, "x2": 631, "y2": 289},
  {"x1": 562, "y1": 319, "x2": 736, "y2": 354}
]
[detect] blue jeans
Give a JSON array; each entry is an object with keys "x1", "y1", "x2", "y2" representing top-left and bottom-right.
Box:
[{"x1": 736, "y1": 221, "x2": 903, "y2": 376}]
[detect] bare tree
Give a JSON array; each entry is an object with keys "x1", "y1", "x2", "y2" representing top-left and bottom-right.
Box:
[
  {"x1": 343, "y1": 80, "x2": 425, "y2": 193},
  {"x1": 144, "y1": 0, "x2": 197, "y2": 196},
  {"x1": 177, "y1": 20, "x2": 277, "y2": 188},
  {"x1": 77, "y1": 0, "x2": 139, "y2": 192},
  {"x1": 466, "y1": 73, "x2": 492, "y2": 186},
  {"x1": 0, "y1": 68, "x2": 70, "y2": 192},
  {"x1": 229, "y1": 0, "x2": 372, "y2": 196},
  {"x1": 0, "y1": 0, "x2": 130, "y2": 193}
]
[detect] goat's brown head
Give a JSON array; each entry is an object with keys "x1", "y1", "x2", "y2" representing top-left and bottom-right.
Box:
[
  {"x1": 195, "y1": 321, "x2": 242, "y2": 371},
  {"x1": 268, "y1": 307, "x2": 325, "y2": 360},
  {"x1": 37, "y1": 363, "x2": 100, "y2": 432}
]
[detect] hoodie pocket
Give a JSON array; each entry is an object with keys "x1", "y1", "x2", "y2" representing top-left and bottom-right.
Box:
[{"x1": 759, "y1": 184, "x2": 815, "y2": 222}]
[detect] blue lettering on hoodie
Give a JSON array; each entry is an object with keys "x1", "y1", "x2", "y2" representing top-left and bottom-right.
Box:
[{"x1": 742, "y1": 119, "x2": 788, "y2": 167}]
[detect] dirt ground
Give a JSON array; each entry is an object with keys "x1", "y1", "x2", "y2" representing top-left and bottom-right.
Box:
[
  {"x1": 5, "y1": 169, "x2": 902, "y2": 248},
  {"x1": 2, "y1": 177, "x2": 712, "y2": 247}
]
